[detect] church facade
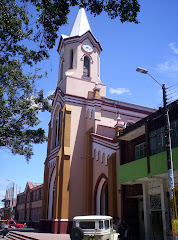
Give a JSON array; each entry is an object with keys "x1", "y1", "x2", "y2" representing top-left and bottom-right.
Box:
[{"x1": 41, "y1": 7, "x2": 154, "y2": 234}]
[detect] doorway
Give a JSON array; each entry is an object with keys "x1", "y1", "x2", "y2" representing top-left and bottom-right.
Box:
[
  {"x1": 138, "y1": 198, "x2": 145, "y2": 240},
  {"x1": 150, "y1": 195, "x2": 164, "y2": 240},
  {"x1": 151, "y1": 211, "x2": 163, "y2": 240},
  {"x1": 101, "y1": 183, "x2": 108, "y2": 215},
  {"x1": 96, "y1": 178, "x2": 108, "y2": 215}
]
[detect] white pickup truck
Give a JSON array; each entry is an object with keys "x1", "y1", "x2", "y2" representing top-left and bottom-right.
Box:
[{"x1": 70, "y1": 215, "x2": 120, "y2": 240}]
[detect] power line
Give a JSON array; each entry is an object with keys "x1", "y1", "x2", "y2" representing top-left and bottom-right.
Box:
[
  {"x1": 166, "y1": 89, "x2": 178, "y2": 97},
  {"x1": 167, "y1": 82, "x2": 178, "y2": 90}
]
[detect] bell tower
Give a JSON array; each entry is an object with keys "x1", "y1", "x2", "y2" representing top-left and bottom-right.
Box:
[
  {"x1": 57, "y1": 7, "x2": 106, "y2": 98},
  {"x1": 41, "y1": 7, "x2": 107, "y2": 234}
]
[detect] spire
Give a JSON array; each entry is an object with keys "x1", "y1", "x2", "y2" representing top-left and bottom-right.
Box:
[{"x1": 70, "y1": 7, "x2": 91, "y2": 37}]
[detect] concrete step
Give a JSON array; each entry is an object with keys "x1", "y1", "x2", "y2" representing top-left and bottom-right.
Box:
[
  {"x1": 4, "y1": 232, "x2": 38, "y2": 240},
  {"x1": 4, "y1": 233, "x2": 18, "y2": 240}
]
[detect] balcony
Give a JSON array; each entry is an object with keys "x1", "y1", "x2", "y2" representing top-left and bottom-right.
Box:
[{"x1": 118, "y1": 147, "x2": 178, "y2": 184}]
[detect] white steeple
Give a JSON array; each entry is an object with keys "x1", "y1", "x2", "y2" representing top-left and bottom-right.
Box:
[{"x1": 70, "y1": 7, "x2": 91, "y2": 37}]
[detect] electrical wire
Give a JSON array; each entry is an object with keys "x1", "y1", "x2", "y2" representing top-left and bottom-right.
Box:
[
  {"x1": 166, "y1": 82, "x2": 178, "y2": 89},
  {"x1": 166, "y1": 89, "x2": 178, "y2": 96}
]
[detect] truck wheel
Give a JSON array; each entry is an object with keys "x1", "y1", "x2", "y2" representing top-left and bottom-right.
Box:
[{"x1": 70, "y1": 227, "x2": 84, "y2": 240}]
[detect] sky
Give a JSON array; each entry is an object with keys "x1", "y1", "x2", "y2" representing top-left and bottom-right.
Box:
[{"x1": 1, "y1": 0, "x2": 178, "y2": 207}]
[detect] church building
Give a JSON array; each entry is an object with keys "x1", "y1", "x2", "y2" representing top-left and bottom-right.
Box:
[{"x1": 41, "y1": 7, "x2": 154, "y2": 234}]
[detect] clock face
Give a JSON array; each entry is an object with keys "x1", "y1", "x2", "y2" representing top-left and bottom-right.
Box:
[{"x1": 82, "y1": 42, "x2": 93, "y2": 53}]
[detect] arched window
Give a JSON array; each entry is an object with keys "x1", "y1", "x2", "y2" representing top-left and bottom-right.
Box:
[
  {"x1": 97, "y1": 55, "x2": 100, "y2": 77},
  {"x1": 102, "y1": 153, "x2": 105, "y2": 163},
  {"x1": 83, "y1": 56, "x2": 90, "y2": 77},
  {"x1": 106, "y1": 155, "x2": 110, "y2": 166},
  {"x1": 94, "y1": 149, "x2": 96, "y2": 160},
  {"x1": 55, "y1": 118, "x2": 58, "y2": 146},
  {"x1": 87, "y1": 109, "x2": 90, "y2": 119},
  {"x1": 98, "y1": 151, "x2": 101, "y2": 162},
  {"x1": 55, "y1": 111, "x2": 61, "y2": 147},
  {"x1": 60, "y1": 60, "x2": 64, "y2": 81},
  {"x1": 70, "y1": 49, "x2": 73, "y2": 69},
  {"x1": 57, "y1": 111, "x2": 61, "y2": 144},
  {"x1": 91, "y1": 110, "x2": 94, "y2": 119}
]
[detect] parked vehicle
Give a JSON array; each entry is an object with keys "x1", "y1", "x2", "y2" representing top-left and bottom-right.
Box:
[
  {"x1": 0, "y1": 223, "x2": 9, "y2": 237},
  {"x1": 7, "y1": 220, "x2": 26, "y2": 229},
  {"x1": 70, "y1": 215, "x2": 120, "y2": 240}
]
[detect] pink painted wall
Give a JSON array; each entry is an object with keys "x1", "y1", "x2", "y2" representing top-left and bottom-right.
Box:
[{"x1": 69, "y1": 103, "x2": 89, "y2": 218}]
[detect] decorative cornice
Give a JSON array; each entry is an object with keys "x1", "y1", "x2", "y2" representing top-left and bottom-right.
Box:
[
  {"x1": 102, "y1": 98, "x2": 155, "y2": 115},
  {"x1": 91, "y1": 134, "x2": 119, "y2": 150},
  {"x1": 53, "y1": 88, "x2": 155, "y2": 120},
  {"x1": 57, "y1": 30, "x2": 102, "y2": 53}
]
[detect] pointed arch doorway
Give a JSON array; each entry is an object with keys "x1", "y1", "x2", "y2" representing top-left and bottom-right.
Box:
[
  {"x1": 95, "y1": 175, "x2": 108, "y2": 215},
  {"x1": 101, "y1": 182, "x2": 108, "y2": 215},
  {"x1": 48, "y1": 167, "x2": 56, "y2": 220}
]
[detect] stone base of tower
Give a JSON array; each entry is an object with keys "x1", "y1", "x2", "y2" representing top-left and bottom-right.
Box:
[{"x1": 40, "y1": 219, "x2": 72, "y2": 234}]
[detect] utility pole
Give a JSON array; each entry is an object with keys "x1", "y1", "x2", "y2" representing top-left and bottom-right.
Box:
[
  {"x1": 136, "y1": 67, "x2": 178, "y2": 227},
  {"x1": 162, "y1": 84, "x2": 177, "y2": 220}
]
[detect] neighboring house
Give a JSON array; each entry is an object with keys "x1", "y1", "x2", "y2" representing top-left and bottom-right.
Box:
[
  {"x1": 1, "y1": 185, "x2": 16, "y2": 220},
  {"x1": 16, "y1": 182, "x2": 43, "y2": 228},
  {"x1": 0, "y1": 208, "x2": 4, "y2": 220},
  {"x1": 118, "y1": 100, "x2": 178, "y2": 240},
  {"x1": 40, "y1": 7, "x2": 155, "y2": 234}
]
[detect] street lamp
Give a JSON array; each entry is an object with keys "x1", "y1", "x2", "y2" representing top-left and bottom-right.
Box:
[{"x1": 136, "y1": 67, "x2": 177, "y2": 221}]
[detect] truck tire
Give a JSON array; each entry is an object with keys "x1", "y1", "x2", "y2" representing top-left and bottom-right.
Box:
[{"x1": 70, "y1": 227, "x2": 84, "y2": 240}]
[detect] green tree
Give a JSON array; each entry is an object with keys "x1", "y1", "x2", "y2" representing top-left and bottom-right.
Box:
[
  {"x1": 0, "y1": 0, "x2": 52, "y2": 161},
  {"x1": 0, "y1": 0, "x2": 140, "y2": 161},
  {"x1": 27, "y1": 0, "x2": 140, "y2": 50}
]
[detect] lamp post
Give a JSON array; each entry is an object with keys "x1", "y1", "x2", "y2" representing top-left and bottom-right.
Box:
[{"x1": 136, "y1": 67, "x2": 177, "y2": 222}]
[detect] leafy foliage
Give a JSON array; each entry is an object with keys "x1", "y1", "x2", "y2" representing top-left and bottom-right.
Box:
[
  {"x1": 0, "y1": 0, "x2": 140, "y2": 161},
  {"x1": 0, "y1": 0, "x2": 52, "y2": 161},
  {"x1": 24, "y1": 0, "x2": 140, "y2": 50}
]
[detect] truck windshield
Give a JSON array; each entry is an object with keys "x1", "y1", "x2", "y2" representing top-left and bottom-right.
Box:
[{"x1": 79, "y1": 221, "x2": 95, "y2": 229}]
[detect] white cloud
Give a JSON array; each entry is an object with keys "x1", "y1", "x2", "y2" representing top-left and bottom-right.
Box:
[
  {"x1": 109, "y1": 88, "x2": 131, "y2": 95},
  {"x1": 156, "y1": 42, "x2": 178, "y2": 74},
  {"x1": 169, "y1": 42, "x2": 178, "y2": 55},
  {"x1": 157, "y1": 60, "x2": 178, "y2": 73}
]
